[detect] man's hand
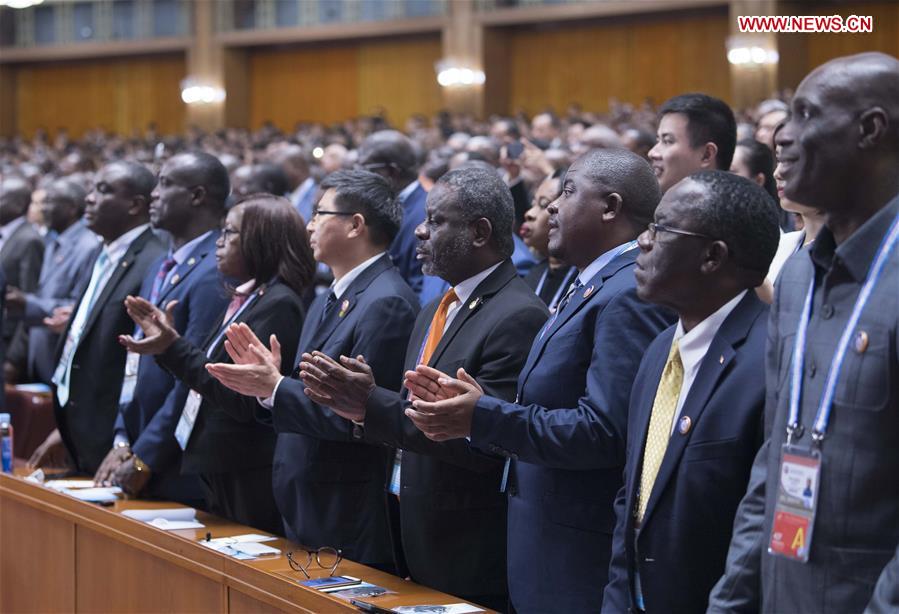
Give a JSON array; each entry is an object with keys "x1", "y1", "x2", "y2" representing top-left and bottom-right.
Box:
[
  {"x1": 206, "y1": 324, "x2": 283, "y2": 397},
  {"x1": 405, "y1": 368, "x2": 484, "y2": 441},
  {"x1": 403, "y1": 364, "x2": 483, "y2": 402},
  {"x1": 113, "y1": 457, "x2": 151, "y2": 497},
  {"x1": 94, "y1": 446, "x2": 131, "y2": 486},
  {"x1": 27, "y1": 428, "x2": 72, "y2": 469},
  {"x1": 118, "y1": 297, "x2": 180, "y2": 355},
  {"x1": 43, "y1": 305, "x2": 73, "y2": 334},
  {"x1": 297, "y1": 351, "x2": 375, "y2": 422},
  {"x1": 5, "y1": 287, "x2": 26, "y2": 315}
]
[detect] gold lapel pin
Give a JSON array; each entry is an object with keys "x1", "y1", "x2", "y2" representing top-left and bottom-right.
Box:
[
  {"x1": 854, "y1": 330, "x2": 869, "y2": 354},
  {"x1": 339, "y1": 299, "x2": 350, "y2": 317},
  {"x1": 719, "y1": 355, "x2": 725, "y2": 364},
  {"x1": 468, "y1": 297, "x2": 481, "y2": 310},
  {"x1": 120, "y1": 261, "x2": 129, "y2": 268},
  {"x1": 187, "y1": 257, "x2": 196, "y2": 266},
  {"x1": 170, "y1": 273, "x2": 180, "y2": 285},
  {"x1": 583, "y1": 285, "x2": 595, "y2": 299},
  {"x1": 678, "y1": 415, "x2": 692, "y2": 435}
]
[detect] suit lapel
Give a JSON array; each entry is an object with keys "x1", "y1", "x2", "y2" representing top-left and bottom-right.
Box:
[
  {"x1": 155, "y1": 231, "x2": 220, "y2": 306},
  {"x1": 426, "y1": 260, "x2": 516, "y2": 367},
  {"x1": 640, "y1": 293, "x2": 765, "y2": 526},
  {"x1": 80, "y1": 229, "x2": 152, "y2": 339}
]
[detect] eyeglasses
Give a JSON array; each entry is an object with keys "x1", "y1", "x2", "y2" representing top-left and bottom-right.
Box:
[
  {"x1": 311, "y1": 209, "x2": 355, "y2": 222},
  {"x1": 646, "y1": 222, "x2": 715, "y2": 241},
  {"x1": 221, "y1": 227, "x2": 241, "y2": 239},
  {"x1": 286, "y1": 547, "x2": 343, "y2": 579}
]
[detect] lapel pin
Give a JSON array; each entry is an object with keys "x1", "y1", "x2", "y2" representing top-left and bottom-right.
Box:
[
  {"x1": 583, "y1": 285, "x2": 595, "y2": 299},
  {"x1": 339, "y1": 299, "x2": 350, "y2": 317},
  {"x1": 853, "y1": 330, "x2": 869, "y2": 354},
  {"x1": 719, "y1": 355, "x2": 724, "y2": 364},
  {"x1": 187, "y1": 257, "x2": 196, "y2": 266},
  {"x1": 678, "y1": 415, "x2": 692, "y2": 435},
  {"x1": 468, "y1": 297, "x2": 482, "y2": 310},
  {"x1": 120, "y1": 260, "x2": 129, "y2": 268},
  {"x1": 170, "y1": 273, "x2": 180, "y2": 285}
]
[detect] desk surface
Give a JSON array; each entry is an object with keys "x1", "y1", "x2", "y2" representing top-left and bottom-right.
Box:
[{"x1": 0, "y1": 472, "x2": 488, "y2": 613}]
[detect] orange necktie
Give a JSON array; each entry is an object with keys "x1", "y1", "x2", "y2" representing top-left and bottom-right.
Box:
[{"x1": 420, "y1": 288, "x2": 458, "y2": 366}]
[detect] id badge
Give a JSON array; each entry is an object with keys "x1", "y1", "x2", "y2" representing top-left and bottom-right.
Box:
[
  {"x1": 118, "y1": 352, "x2": 140, "y2": 406},
  {"x1": 174, "y1": 390, "x2": 202, "y2": 450},
  {"x1": 768, "y1": 444, "x2": 821, "y2": 563}
]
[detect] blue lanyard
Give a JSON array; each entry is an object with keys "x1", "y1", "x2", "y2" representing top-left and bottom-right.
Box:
[
  {"x1": 535, "y1": 266, "x2": 577, "y2": 312},
  {"x1": 788, "y1": 212, "x2": 899, "y2": 445}
]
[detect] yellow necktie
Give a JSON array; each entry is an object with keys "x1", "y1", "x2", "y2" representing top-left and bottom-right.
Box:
[
  {"x1": 637, "y1": 339, "x2": 684, "y2": 522},
  {"x1": 420, "y1": 288, "x2": 458, "y2": 366}
]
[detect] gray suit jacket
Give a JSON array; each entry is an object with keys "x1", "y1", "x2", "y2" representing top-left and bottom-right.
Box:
[
  {"x1": 708, "y1": 196, "x2": 899, "y2": 613},
  {"x1": 8, "y1": 221, "x2": 100, "y2": 383},
  {"x1": 0, "y1": 218, "x2": 45, "y2": 341}
]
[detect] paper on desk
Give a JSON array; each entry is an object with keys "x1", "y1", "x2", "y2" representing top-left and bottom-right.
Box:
[
  {"x1": 121, "y1": 508, "x2": 204, "y2": 530},
  {"x1": 230, "y1": 541, "x2": 280, "y2": 556},
  {"x1": 46, "y1": 479, "x2": 96, "y2": 489},
  {"x1": 392, "y1": 605, "x2": 484, "y2": 614},
  {"x1": 64, "y1": 487, "x2": 122, "y2": 503}
]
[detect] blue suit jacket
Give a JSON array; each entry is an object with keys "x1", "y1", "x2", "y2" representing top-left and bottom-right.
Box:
[
  {"x1": 113, "y1": 231, "x2": 228, "y2": 503},
  {"x1": 602, "y1": 292, "x2": 767, "y2": 614},
  {"x1": 267, "y1": 254, "x2": 419, "y2": 568},
  {"x1": 389, "y1": 182, "x2": 427, "y2": 296},
  {"x1": 469, "y1": 249, "x2": 675, "y2": 612}
]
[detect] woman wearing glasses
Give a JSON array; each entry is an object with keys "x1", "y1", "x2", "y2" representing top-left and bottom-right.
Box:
[{"x1": 120, "y1": 194, "x2": 315, "y2": 534}]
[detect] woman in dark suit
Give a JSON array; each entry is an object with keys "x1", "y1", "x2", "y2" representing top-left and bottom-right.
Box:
[{"x1": 120, "y1": 194, "x2": 314, "y2": 534}]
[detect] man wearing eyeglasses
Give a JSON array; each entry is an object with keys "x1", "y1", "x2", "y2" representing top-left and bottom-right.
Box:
[
  {"x1": 357, "y1": 130, "x2": 428, "y2": 296},
  {"x1": 403, "y1": 148, "x2": 674, "y2": 612},
  {"x1": 601, "y1": 170, "x2": 779, "y2": 613},
  {"x1": 206, "y1": 170, "x2": 418, "y2": 574}
]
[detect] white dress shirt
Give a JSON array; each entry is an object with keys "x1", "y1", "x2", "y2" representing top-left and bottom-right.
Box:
[
  {"x1": 668, "y1": 289, "x2": 747, "y2": 434},
  {"x1": 440, "y1": 261, "x2": 503, "y2": 334}
]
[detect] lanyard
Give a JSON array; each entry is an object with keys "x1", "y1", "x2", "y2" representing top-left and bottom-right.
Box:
[
  {"x1": 205, "y1": 288, "x2": 262, "y2": 359},
  {"x1": 535, "y1": 266, "x2": 577, "y2": 312},
  {"x1": 787, "y1": 211, "x2": 899, "y2": 445}
]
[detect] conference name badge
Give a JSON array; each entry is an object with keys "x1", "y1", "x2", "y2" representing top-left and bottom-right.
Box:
[
  {"x1": 768, "y1": 444, "x2": 821, "y2": 563},
  {"x1": 117, "y1": 351, "x2": 141, "y2": 406},
  {"x1": 174, "y1": 390, "x2": 203, "y2": 451}
]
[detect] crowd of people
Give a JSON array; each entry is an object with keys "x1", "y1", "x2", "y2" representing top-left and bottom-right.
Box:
[{"x1": 0, "y1": 50, "x2": 896, "y2": 613}]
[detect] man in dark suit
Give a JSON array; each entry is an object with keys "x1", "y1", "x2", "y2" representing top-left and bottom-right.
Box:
[
  {"x1": 207, "y1": 169, "x2": 418, "y2": 570},
  {"x1": 28, "y1": 161, "x2": 166, "y2": 474},
  {"x1": 299, "y1": 166, "x2": 548, "y2": 610},
  {"x1": 270, "y1": 143, "x2": 317, "y2": 222},
  {"x1": 5, "y1": 177, "x2": 99, "y2": 384},
  {"x1": 405, "y1": 149, "x2": 674, "y2": 612},
  {"x1": 0, "y1": 177, "x2": 45, "y2": 343},
  {"x1": 709, "y1": 52, "x2": 899, "y2": 614},
  {"x1": 601, "y1": 171, "x2": 780, "y2": 614},
  {"x1": 358, "y1": 130, "x2": 428, "y2": 296},
  {"x1": 91, "y1": 152, "x2": 230, "y2": 504}
]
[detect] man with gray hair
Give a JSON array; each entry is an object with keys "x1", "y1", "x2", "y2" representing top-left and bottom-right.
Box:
[
  {"x1": 298, "y1": 165, "x2": 549, "y2": 610},
  {"x1": 5, "y1": 177, "x2": 99, "y2": 384}
]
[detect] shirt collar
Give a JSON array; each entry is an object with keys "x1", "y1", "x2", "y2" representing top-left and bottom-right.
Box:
[
  {"x1": 235, "y1": 278, "x2": 257, "y2": 295},
  {"x1": 57, "y1": 219, "x2": 89, "y2": 242},
  {"x1": 0, "y1": 215, "x2": 27, "y2": 239},
  {"x1": 291, "y1": 177, "x2": 316, "y2": 202},
  {"x1": 810, "y1": 193, "x2": 899, "y2": 282},
  {"x1": 577, "y1": 240, "x2": 637, "y2": 285},
  {"x1": 398, "y1": 180, "x2": 420, "y2": 204},
  {"x1": 332, "y1": 252, "x2": 386, "y2": 299},
  {"x1": 104, "y1": 223, "x2": 150, "y2": 263},
  {"x1": 673, "y1": 289, "x2": 747, "y2": 379},
  {"x1": 452, "y1": 261, "x2": 503, "y2": 307},
  {"x1": 170, "y1": 230, "x2": 214, "y2": 266}
]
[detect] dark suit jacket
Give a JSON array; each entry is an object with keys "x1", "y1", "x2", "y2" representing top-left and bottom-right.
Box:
[
  {"x1": 8, "y1": 221, "x2": 99, "y2": 383},
  {"x1": 55, "y1": 228, "x2": 166, "y2": 474},
  {"x1": 267, "y1": 254, "x2": 419, "y2": 568},
  {"x1": 388, "y1": 182, "x2": 427, "y2": 296},
  {"x1": 602, "y1": 292, "x2": 767, "y2": 614},
  {"x1": 155, "y1": 279, "x2": 304, "y2": 476},
  {"x1": 114, "y1": 231, "x2": 228, "y2": 502},
  {"x1": 469, "y1": 249, "x2": 675, "y2": 613},
  {"x1": 361, "y1": 259, "x2": 549, "y2": 600},
  {"x1": 0, "y1": 218, "x2": 44, "y2": 341}
]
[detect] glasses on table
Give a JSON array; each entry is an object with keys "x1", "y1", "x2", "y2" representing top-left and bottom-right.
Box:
[{"x1": 286, "y1": 546, "x2": 343, "y2": 579}]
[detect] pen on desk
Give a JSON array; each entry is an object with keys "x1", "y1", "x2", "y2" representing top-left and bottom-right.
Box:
[
  {"x1": 350, "y1": 599, "x2": 396, "y2": 613},
  {"x1": 205, "y1": 532, "x2": 211, "y2": 542}
]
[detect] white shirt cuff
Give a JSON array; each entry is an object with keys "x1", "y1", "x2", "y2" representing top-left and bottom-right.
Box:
[{"x1": 257, "y1": 376, "x2": 285, "y2": 410}]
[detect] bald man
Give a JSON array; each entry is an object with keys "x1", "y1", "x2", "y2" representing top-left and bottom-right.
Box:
[{"x1": 709, "y1": 52, "x2": 899, "y2": 613}]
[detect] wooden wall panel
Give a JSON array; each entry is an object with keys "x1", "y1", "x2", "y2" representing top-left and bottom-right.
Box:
[
  {"x1": 14, "y1": 54, "x2": 185, "y2": 138},
  {"x1": 356, "y1": 36, "x2": 442, "y2": 125},
  {"x1": 802, "y1": 1, "x2": 899, "y2": 74},
  {"x1": 506, "y1": 9, "x2": 731, "y2": 114},
  {"x1": 249, "y1": 43, "x2": 359, "y2": 129},
  {"x1": 249, "y1": 34, "x2": 441, "y2": 130}
]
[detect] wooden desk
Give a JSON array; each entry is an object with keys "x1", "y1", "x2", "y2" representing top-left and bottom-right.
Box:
[{"x1": 0, "y1": 473, "x2": 487, "y2": 613}]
